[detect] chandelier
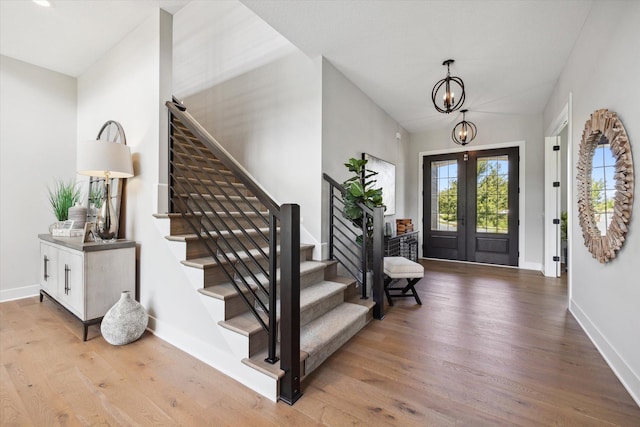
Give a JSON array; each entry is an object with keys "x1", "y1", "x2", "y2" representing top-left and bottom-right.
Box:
[
  {"x1": 431, "y1": 59, "x2": 466, "y2": 114},
  {"x1": 452, "y1": 110, "x2": 477, "y2": 145}
]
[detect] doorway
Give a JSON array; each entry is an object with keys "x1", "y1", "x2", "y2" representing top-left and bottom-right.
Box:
[{"x1": 423, "y1": 147, "x2": 519, "y2": 266}]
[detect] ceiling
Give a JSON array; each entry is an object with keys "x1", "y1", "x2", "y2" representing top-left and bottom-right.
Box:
[
  {"x1": 1, "y1": 0, "x2": 594, "y2": 133},
  {"x1": 0, "y1": 0, "x2": 190, "y2": 77}
]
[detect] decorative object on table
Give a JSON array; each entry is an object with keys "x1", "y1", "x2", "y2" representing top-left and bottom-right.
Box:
[
  {"x1": 47, "y1": 178, "x2": 81, "y2": 231},
  {"x1": 576, "y1": 108, "x2": 634, "y2": 263},
  {"x1": 396, "y1": 219, "x2": 413, "y2": 235},
  {"x1": 83, "y1": 221, "x2": 96, "y2": 243},
  {"x1": 452, "y1": 109, "x2": 477, "y2": 146},
  {"x1": 431, "y1": 59, "x2": 466, "y2": 114},
  {"x1": 101, "y1": 291, "x2": 148, "y2": 345},
  {"x1": 68, "y1": 202, "x2": 87, "y2": 230},
  {"x1": 77, "y1": 121, "x2": 133, "y2": 242}
]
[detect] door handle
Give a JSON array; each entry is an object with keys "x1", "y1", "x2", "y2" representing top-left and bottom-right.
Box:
[
  {"x1": 44, "y1": 255, "x2": 49, "y2": 281},
  {"x1": 64, "y1": 264, "x2": 70, "y2": 294}
]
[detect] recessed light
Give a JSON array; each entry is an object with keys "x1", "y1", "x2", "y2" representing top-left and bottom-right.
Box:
[{"x1": 33, "y1": 0, "x2": 52, "y2": 7}]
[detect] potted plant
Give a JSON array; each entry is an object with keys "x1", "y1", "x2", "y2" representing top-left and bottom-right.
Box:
[
  {"x1": 342, "y1": 157, "x2": 384, "y2": 240},
  {"x1": 48, "y1": 178, "x2": 81, "y2": 222}
]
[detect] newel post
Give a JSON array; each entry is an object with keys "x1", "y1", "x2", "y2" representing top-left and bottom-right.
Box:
[
  {"x1": 372, "y1": 206, "x2": 385, "y2": 320},
  {"x1": 279, "y1": 204, "x2": 302, "y2": 405}
]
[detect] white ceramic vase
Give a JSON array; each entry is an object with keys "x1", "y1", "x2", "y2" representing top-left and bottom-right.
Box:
[{"x1": 101, "y1": 291, "x2": 148, "y2": 345}]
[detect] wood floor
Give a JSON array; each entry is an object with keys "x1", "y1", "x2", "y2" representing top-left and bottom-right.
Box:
[{"x1": 1, "y1": 260, "x2": 639, "y2": 426}]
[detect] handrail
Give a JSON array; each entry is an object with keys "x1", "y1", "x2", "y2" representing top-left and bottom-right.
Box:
[
  {"x1": 323, "y1": 173, "x2": 385, "y2": 319},
  {"x1": 167, "y1": 98, "x2": 301, "y2": 404}
]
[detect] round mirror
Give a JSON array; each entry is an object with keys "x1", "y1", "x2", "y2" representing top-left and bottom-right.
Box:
[{"x1": 577, "y1": 109, "x2": 634, "y2": 263}]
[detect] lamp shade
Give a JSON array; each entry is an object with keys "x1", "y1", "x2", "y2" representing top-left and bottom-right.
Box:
[{"x1": 77, "y1": 140, "x2": 134, "y2": 178}]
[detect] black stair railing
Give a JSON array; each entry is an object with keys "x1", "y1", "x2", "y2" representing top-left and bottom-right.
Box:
[
  {"x1": 166, "y1": 97, "x2": 301, "y2": 405},
  {"x1": 323, "y1": 173, "x2": 384, "y2": 320}
]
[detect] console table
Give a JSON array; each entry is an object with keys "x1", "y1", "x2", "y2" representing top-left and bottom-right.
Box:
[
  {"x1": 384, "y1": 230, "x2": 419, "y2": 262},
  {"x1": 38, "y1": 234, "x2": 136, "y2": 341}
]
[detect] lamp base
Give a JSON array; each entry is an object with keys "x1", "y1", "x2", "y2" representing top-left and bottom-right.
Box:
[{"x1": 96, "y1": 179, "x2": 118, "y2": 242}]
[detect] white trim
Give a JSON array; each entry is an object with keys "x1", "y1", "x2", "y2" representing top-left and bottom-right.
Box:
[
  {"x1": 146, "y1": 315, "x2": 278, "y2": 402},
  {"x1": 421, "y1": 256, "x2": 541, "y2": 272},
  {"x1": 570, "y1": 300, "x2": 640, "y2": 407},
  {"x1": 543, "y1": 136, "x2": 561, "y2": 277},
  {"x1": 545, "y1": 94, "x2": 573, "y2": 301},
  {"x1": 0, "y1": 284, "x2": 40, "y2": 302},
  {"x1": 418, "y1": 140, "x2": 526, "y2": 268}
]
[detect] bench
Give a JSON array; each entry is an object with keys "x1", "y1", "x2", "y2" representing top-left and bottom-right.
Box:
[{"x1": 383, "y1": 256, "x2": 423, "y2": 306}]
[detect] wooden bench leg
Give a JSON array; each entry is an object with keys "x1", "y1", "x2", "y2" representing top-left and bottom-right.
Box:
[
  {"x1": 401, "y1": 278, "x2": 422, "y2": 305},
  {"x1": 384, "y1": 276, "x2": 394, "y2": 306}
]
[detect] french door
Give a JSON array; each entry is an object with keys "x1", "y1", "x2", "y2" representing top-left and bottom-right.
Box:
[{"x1": 423, "y1": 147, "x2": 519, "y2": 266}]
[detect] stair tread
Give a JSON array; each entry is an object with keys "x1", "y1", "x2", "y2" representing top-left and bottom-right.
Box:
[
  {"x1": 300, "y1": 302, "x2": 368, "y2": 355},
  {"x1": 200, "y1": 260, "x2": 326, "y2": 300},
  {"x1": 218, "y1": 280, "x2": 348, "y2": 336},
  {"x1": 175, "y1": 176, "x2": 244, "y2": 189},
  {"x1": 173, "y1": 162, "x2": 234, "y2": 176},
  {"x1": 166, "y1": 227, "x2": 271, "y2": 242},
  {"x1": 182, "y1": 243, "x2": 314, "y2": 269},
  {"x1": 241, "y1": 350, "x2": 309, "y2": 381}
]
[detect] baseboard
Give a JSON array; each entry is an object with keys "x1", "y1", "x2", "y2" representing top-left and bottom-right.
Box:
[
  {"x1": 146, "y1": 315, "x2": 278, "y2": 401},
  {"x1": 570, "y1": 300, "x2": 640, "y2": 406},
  {"x1": 0, "y1": 284, "x2": 40, "y2": 303},
  {"x1": 520, "y1": 261, "x2": 542, "y2": 272}
]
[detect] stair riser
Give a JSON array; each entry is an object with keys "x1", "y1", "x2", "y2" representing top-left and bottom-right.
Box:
[
  {"x1": 201, "y1": 246, "x2": 313, "y2": 288},
  {"x1": 303, "y1": 312, "x2": 367, "y2": 375},
  {"x1": 181, "y1": 231, "x2": 272, "y2": 260},
  {"x1": 300, "y1": 291, "x2": 344, "y2": 328},
  {"x1": 188, "y1": 197, "x2": 265, "y2": 214},
  {"x1": 168, "y1": 215, "x2": 202, "y2": 236},
  {"x1": 221, "y1": 265, "x2": 326, "y2": 320},
  {"x1": 202, "y1": 213, "x2": 269, "y2": 231},
  {"x1": 172, "y1": 197, "x2": 265, "y2": 215},
  {"x1": 213, "y1": 230, "x2": 279, "y2": 256},
  {"x1": 173, "y1": 154, "x2": 226, "y2": 172},
  {"x1": 173, "y1": 166, "x2": 238, "y2": 183},
  {"x1": 175, "y1": 178, "x2": 251, "y2": 198}
]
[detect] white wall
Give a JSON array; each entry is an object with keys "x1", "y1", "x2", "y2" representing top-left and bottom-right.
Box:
[
  {"x1": 77, "y1": 9, "x2": 218, "y2": 342},
  {"x1": 174, "y1": 1, "x2": 323, "y2": 251},
  {"x1": 543, "y1": 1, "x2": 640, "y2": 404},
  {"x1": 407, "y1": 114, "x2": 544, "y2": 269},
  {"x1": 0, "y1": 55, "x2": 77, "y2": 301},
  {"x1": 321, "y1": 59, "x2": 408, "y2": 259}
]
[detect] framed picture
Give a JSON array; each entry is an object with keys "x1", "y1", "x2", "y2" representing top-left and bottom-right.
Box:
[
  {"x1": 363, "y1": 153, "x2": 396, "y2": 216},
  {"x1": 84, "y1": 222, "x2": 96, "y2": 243}
]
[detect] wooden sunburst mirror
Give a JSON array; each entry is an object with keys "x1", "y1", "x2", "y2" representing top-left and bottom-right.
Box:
[{"x1": 577, "y1": 109, "x2": 634, "y2": 263}]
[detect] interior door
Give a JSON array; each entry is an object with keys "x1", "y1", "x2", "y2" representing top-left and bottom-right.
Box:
[{"x1": 423, "y1": 147, "x2": 519, "y2": 266}]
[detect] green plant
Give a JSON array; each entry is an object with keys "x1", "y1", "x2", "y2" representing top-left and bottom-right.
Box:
[
  {"x1": 561, "y1": 211, "x2": 568, "y2": 241},
  {"x1": 89, "y1": 186, "x2": 104, "y2": 209},
  {"x1": 342, "y1": 158, "x2": 384, "y2": 240},
  {"x1": 48, "y1": 178, "x2": 81, "y2": 221}
]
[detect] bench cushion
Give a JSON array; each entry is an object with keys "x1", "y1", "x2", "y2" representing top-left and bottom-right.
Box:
[{"x1": 384, "y1": 256, "x2": 424, "y2": 278}]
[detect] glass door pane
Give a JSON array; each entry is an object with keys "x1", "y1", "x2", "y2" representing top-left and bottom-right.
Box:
[
  {"x1": 476, "y1": 155, "x2": 509, "y2": 234},
  {"x1": 430, "y1": 160, "x2": 458, "y2": 231}
]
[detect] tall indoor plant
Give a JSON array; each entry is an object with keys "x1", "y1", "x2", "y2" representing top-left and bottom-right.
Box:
[{"x1": 342, "y1": 157, "x2": 384, "y2": 244}]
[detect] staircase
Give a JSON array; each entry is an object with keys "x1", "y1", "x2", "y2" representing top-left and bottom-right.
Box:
[{"x1": 153, "y1": 100, "x2": 375, "y2": 403}]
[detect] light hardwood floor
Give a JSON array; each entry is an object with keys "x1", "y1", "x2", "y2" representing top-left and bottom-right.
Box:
[{"x1": 1, "y1": 260, "x2": 639, "y2": 426}]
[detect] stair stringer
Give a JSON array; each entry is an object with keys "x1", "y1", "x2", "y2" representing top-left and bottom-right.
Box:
[{"x1": 152, "y1": 215, "x2": 281, "y2": 401}]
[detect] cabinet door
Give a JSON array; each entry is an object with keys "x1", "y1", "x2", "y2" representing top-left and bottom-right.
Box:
[
  {"x1": 40, "y1": 243, "x2": 58, "y2": 297},
  {"x1": 57, "y1": 250, "x2": 84, "y2": 318}
]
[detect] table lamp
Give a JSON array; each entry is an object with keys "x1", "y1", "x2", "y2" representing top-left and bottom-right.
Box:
[{"x1": 77, "y1": 139, "x2": 133, "y2": 241}]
